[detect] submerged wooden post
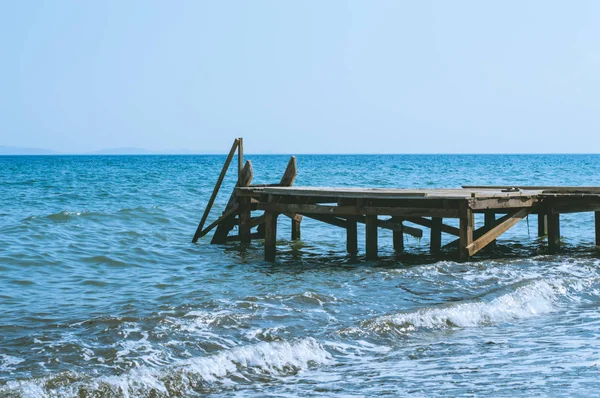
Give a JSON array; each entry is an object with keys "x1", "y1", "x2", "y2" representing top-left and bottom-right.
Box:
[
  {"x1": 459, "y1": 203, "x2": 474, "y2": 261},
  {"x1": 538, "y1": 213, "x2": 548, "y2": 237},
  {"x1": 596, "y1": 211, "x2": 600, "y2": 247},
  {"x1": 365, "y1": 215, "x2": 378, "y2": 260},
  {"x1": 430, "y1": 217, "x2": 442, "y2": 254},
  {"x1": 346, "y1": 217, "x2": 358, "y2": 255},
  {"x1": 264, "y1": 211, "x2": 279, "y2": 261},
  {"x1": 291, "y1": 218, "x2": 301, "y2": 240},
  {"x1": 547, "y1": 212, "x2": 560, "y2": 253},
  {"x1": 392, "y1": 217, "x2": 404, "y2": 252},
  {"x1": 484, "y1": 211, "x2": 496, "y2": 249}
]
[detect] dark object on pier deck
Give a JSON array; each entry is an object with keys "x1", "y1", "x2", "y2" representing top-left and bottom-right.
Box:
[{"x1": 193, "y1": 139, "x2": 600, "y2": 262}]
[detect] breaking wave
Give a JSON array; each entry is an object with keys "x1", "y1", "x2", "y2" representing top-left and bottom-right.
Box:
[{"x1": 0, "y1": 338, "x2": 333, "y2": 397}]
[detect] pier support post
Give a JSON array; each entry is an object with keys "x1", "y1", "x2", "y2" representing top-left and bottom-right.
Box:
[
  {"x1": 291, "y1": 217, "x2": 301, "y2": 241},
  {"x1": 430, "y1": 217, "x2": 442, "y2": 254},
  {"x1": 239, "y1": 197, "x2": 251, "y2": 244},
  {"x1": 264, "y1": 211, "x2": 279, "y2": 262},
  {"x1": 538, "y1": 214, "x2": 548, "y2": 237},
  {"x1": 595, "y1": 211, "x2": 600, "y2": 248},
  {"x1": 346, "y1": 217, "x2": 358, "y2": 255},
  {"x1": 392, "y1": 217, "x2": 404, "y2": 252},
  {"x1": 365, "y1": 215, "x2": 378, "y2": 260},
  {"x1": 547, "y1": 213, "x2": 560, "y2": 254},
  {"x1": 459, "y1": 205, "x2": 474, "y2": 262},
  {"x1": 484, "y1": 211, "x2": 496, "y2": 250}
]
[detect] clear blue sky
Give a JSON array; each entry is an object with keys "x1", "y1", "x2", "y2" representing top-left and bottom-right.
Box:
[{"x1": 1, "y1": 1, "x2": 599, "y2": 154}]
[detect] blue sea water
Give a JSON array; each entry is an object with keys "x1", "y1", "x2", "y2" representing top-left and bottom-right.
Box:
[{"x1": 1, "y1": 154, "x2": 600, "y2": 397}]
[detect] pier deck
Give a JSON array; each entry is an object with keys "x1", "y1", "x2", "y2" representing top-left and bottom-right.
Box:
[
  {"x1": 192, "y1": 139, "x2": 600, "y2": 262},
  {"x1": 236, "y1": 186, "x2": 600, "y2": 262}
]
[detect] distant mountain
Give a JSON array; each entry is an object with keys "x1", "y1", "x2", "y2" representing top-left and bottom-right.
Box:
[
  {"x1": 0, "y1": 146, "x2": 59, "y2": 155},
  {"x1": 88, "y1": 147, "x2": 155, "y2": 155}
]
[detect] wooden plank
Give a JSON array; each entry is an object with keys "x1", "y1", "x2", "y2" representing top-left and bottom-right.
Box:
[
  {"x1": 264, "y1": 211, "x2": 278, "y2": 262},
  {"x1": 194, "y1": 204, "x2": 239, "y2": 240},
  {"x1": 463, "y1": 185, "x2": 600, "y2": 193},
  {"x1": 366, "y1": 215, "x2": 378, "y2": 260},
  {"x1": 484, "y1": 211, "x2": 496, "y2": 249},
  {"x1": 537, "y1": 214, "x2": 547, "y2": 237},
  {"x1": 596, "y1": 211, "x2": 600, "y2": 247},
  {"x1": 256, "y1": 203, "x2": 459, "y2": 217},
  {"x1": 466, "y1": 208, "x2": 529, "y2": 256},
  {"x1": 459, "y1": 204, "x2": 474, "y2": 261},
  {"x1": 469, "y1": 197, "x2": 538, "y2": 210},
  {"x1": 547, "y1": 213, "x2": 560, "y2": 254},
  {"x1": 405, "y1": 217, "x2": 460, "y2": 236},
  {"x1": 392, "y1": 217, "x2": 404, "y2": 252},
  {"x1": 430, "y1": 217, "x2": 442, "y2": 254},
  {"x1": 192, "y1": 138, "x2": 239, "y2": 243},
  {"x1": 347, "y1": 216, "x2": 358, "y2": 255}
]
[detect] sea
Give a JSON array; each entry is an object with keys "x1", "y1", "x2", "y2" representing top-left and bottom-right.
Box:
[{"x1": 1, "y1": 154, "x2": 600, "y2": 397}]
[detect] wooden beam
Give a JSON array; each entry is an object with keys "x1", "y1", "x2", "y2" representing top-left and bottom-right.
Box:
[
  {"x1": 256, "y1": 203, "x2": 459, "y2": 218},
  {"x1": 430, "y1": 217, "x2": 442, "y2": 254},
  {"x1": 347, "y1": 216, "x2": 358, "y2": 255},
  {"x1": 466, "y1": 208, "x2": 529, "y2": 256},
  {"x1": 469, "y1": 197, "x2": 538, "y2": 210},
  {"x1": 264, "y1": 211, "x2": 278, "y2": 262},
  {"x1": 194, "y1": 204, "x2": 239, "y2": 240},
  {"x1": 405, "y1": 217, "x2": 460, "y2": 236},
  {"x1": 547, "y1": 213, "x2": 560, "y2": 254},
  {"x1": 366, "y1": 215, "x2": 378, "y2": 260},
  {"x1": 192, "y1": 138, "x2": 239, "y2": 243},
  {"x1": 484, "y1": 211, "x2": 496, "y2": 249},
  {"x1": 459, "y1": 205, "x2": 474, "y2": 262},
  {"x1": 538, "y1": 214, "x2": 547, "y2": 237}
]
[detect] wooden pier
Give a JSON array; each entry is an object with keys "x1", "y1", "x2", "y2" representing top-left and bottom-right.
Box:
[{"x1": 193, "y1": 139, "x2": 600, "y2": 262}]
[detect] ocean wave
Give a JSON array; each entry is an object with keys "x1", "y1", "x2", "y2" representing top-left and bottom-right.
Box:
[
  {"x1": 0, "y1": 338, "x2": 333, "y2": 397},
  {"x1": 344, "y1": 278, "x2": 585, "y2": 337}
]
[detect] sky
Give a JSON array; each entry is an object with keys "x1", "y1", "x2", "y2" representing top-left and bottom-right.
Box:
[{"x1": 1, "y1": 1, "x2": 600, "y2": 154}]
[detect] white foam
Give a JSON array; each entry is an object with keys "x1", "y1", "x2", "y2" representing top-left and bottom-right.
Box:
[
  {"x1": 365, "y1": 279, "x2": 573, "y2": 334},
  {"x1": 0, "y1": 338, "x2": 333, "y2": 397}
]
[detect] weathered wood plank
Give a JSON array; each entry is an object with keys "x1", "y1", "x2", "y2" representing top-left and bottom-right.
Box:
[
  {"x1": 239, "y1": 197, "x2": 251, "y2": 244},
  {"x1": 405, "y1": 217, "x2": 460, "y2": 236},
  {"x1": 280, "y1": 156, "x2": 297, "y2": 187},
  {"x1": 194, "y1": 204, "x2": 239, "y2": 241},
  {"x1": 256, "y1": 203, "x2": 459, "y2": 218},
  {"x1": 192, "y1": 138, "x2": 239, "y2": 243},
  {"x1": 466, "y1": 208, "x2": 529, "y2": 256}
]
